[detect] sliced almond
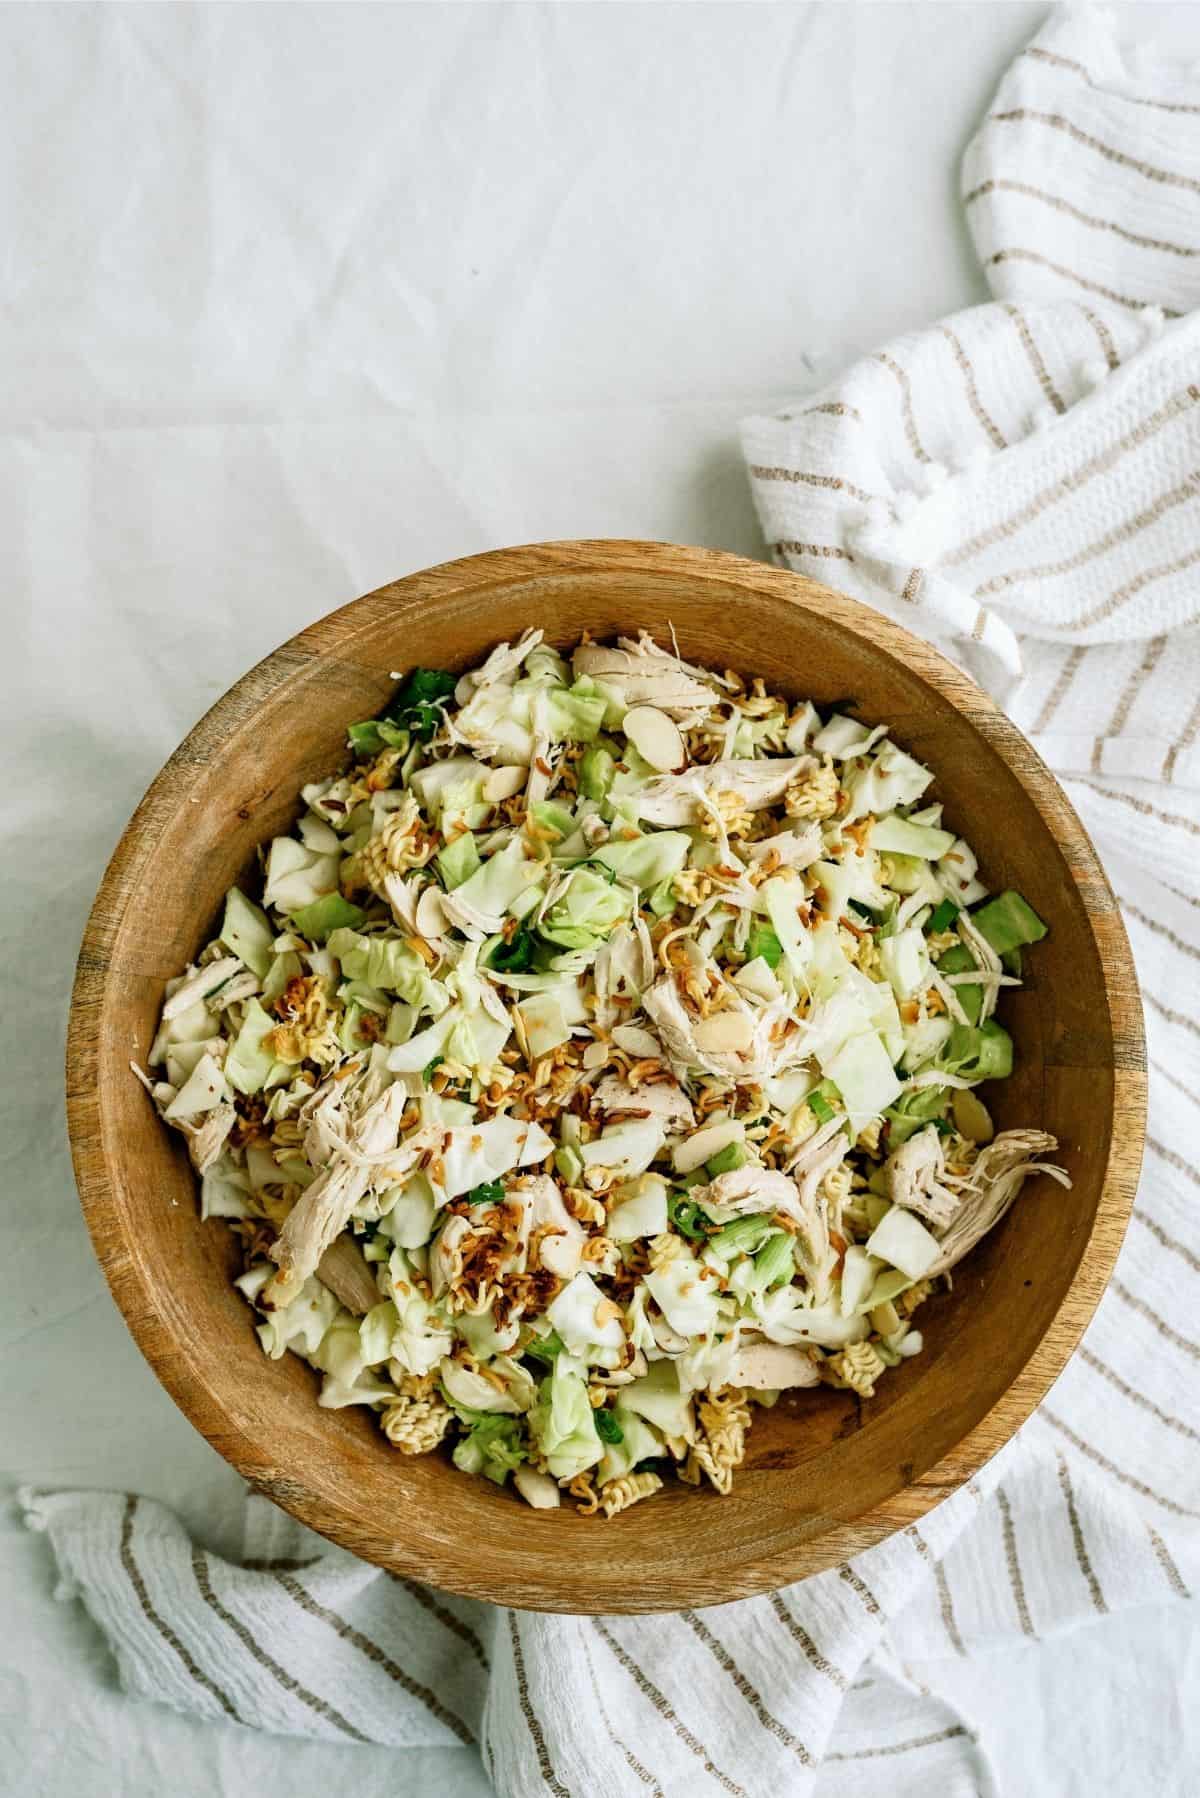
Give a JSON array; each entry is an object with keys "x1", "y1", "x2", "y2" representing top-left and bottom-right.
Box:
[
  {"x1": 623, "y1": 705, "x2": 686, "y2": 773},
  {"x1": 582, "y1": 1039, "x2": 610, "y2": 1069},
  {"x1": 673, "y1": 1117, "x2": 745, "y2": 1173},
  {"x1": 483, "y1": 764, "x2": 528, "y2": 803},
  {"x1": 612, "y1": 1024, "x2": 662, "y2": 1058},
  {"x1": 415, "y1": 885, "x2": 450, "y2": 939},
  {"x1": 692, "y1": 1010, "x2": 755, "y2": 1055}
]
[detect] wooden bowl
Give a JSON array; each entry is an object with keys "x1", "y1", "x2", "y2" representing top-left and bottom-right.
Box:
[{"x1": 67, "y1": 540, "x2": 1144, "y2": 1612}]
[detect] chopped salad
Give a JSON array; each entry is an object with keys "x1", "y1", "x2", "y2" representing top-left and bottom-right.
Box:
[{"x1": 136, "y1": 630, "x2": 1069, "y2": 1518}]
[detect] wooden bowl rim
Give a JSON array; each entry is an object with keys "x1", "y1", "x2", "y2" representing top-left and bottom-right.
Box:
[{"x1": 66, "y1": 538, "x2": 1145, "y2": 1609}]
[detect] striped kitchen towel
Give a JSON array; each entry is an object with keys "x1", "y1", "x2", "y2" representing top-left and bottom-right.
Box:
[{"x1": 21, "y1": 9, "x2": 1200, "y2": 1796}]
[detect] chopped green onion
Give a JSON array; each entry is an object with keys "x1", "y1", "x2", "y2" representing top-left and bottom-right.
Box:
[
  {"x1": 554, "y1": 1143, "x2": 584, "y2": 1185},
  {"x1": 926, "y1": 897, "x2": 960, "y2": 934},
  {"x1": 465, "y1": 1179, "x2": 507, "y2": 1206},
  {"x1": 708, "y1": 1214, "x2": 774, "y2": 1260},
  {"x1": 383, "y1": 668, "x2": 457, "y2": 742},
  {"x1": 705, "y1": 1141, "x2": 749, "y2": 1179},
  {"x1": 423, "y1": 1055, "x2": 445, "y2": 1084},
  {"x1": 847, "y1": 898, "x2": 884, "y2": 925},
  {"x1": 807, "y1": 1089, "x2": 835, "y2": 1125},
  {"x1": 753, "y1": 1231, "x2": 796, "y2": 1291},
  {"x1": 347, "y1": 720, "x2": 384, "y2": 756},
  {"x1": 594, "y1": 1407, "x2": 624, "y2": 1444},
  {"x1": 668, "y1": 1194, "x2": 712, "y2": 1241},
  {"x1": 971, "y1": 889, "x2": 1047, "y2": 955},
  {"x1": 746, "y1": 924, "x2": 783, "y2": 969},
  {"x1": 486, "y1": 927, "x2": 534, "y2": 974}
]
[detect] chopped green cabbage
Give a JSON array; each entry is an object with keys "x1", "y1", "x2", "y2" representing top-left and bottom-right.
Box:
[
  {"x1": 528, "y1": 1359, "x2": 603, "y2": 1480},
  {"x1": 225, "y1": 999, "x2": 278, "y2": 1094},
  {"x1": 220, "y1": 888, "x2": 275, "y2": 979}
]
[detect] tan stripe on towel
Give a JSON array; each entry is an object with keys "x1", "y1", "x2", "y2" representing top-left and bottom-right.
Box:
[
  {"x1": 940, "y1": 326, "x2": 1008, "y2": 447},
  {"x1": 593, "y1": 1621, "x2": 747, "y2": 1797},
  {"x1": 906, "y1": 1528, "x2": 966, "y2": 1655},
  {"x1": 119, "y1": 1497, "x2": 240, "y2": 1722},
  {"x1": 1111, "y1": 1281, "x2": 1200, "y2": 1363},
  {"x1": 388, "y1": 1571, "x2": 491, "y2": 1669},
  {"x1": 277, "y1": 1573, "x2": 474, "y2": 1744},
  {"x1": 1022, "y1": 45, "x2": 1200, "y2": 118},
  {"x1": 767, "y1": 1593, "x2": 848, "y2": 1689},
  {"x1": 1080, "y1": 306, "x2": 1122, "y2": 370},
  {"x1": 825, "y1": 1725, "x2": 971, "y2": 1763},
  {"x1": 985, "y1": 248, "x2": 1175, "y2": 315},
  {"x1": 682, "y1": 1610, "x2": 813, "y2": 1765},
  {"x1": 191, "y1": 1547, "x2": 367, "y2": 1740},
  {"x1": 580, "y1": 1626, "x2": 664, "y2": 1796},
  {"x1": 1003, "y1": 303, "x2": 1066, "y2": 412},
  {"x1": 508, "y1": 1613, "x2": 572, "y2": 1798},
  {"x1": 1163, "y1": 691, "x2": 1200, "y2": 781},
  {"x1": 1074, "y1": 540, "x2": 1200, "y2": 628},
  {"x1": 947, "y1": 385, "x2": 1200, "y2": 565},
  {"x1": 988, "y1": 108, "x2": 1200, "y2": 194},
  {"x1": 1045, "y1": 1407, "x2": 1200, "y2": 1521},
  {"x1": 1146, "y1": 1527, "x2": 1192, "y2": 1599},
  {"x1": 1072, "y1": 776, "x2": 1200, "y2": 839},
  {"x1": 1146, "y1": 1136, "x2": 1200, "y2": 1199},
  {"x1": 1078, "y1": 1343, "x2": 1200, "y2": 1445},
  {"x1": 837, "y1": 1563, "x2": 883, "y2": 1616},
  {"x1": 967, "y1": 180, "x2": 1200, "y2": 261},
  {"x1": 1055, "y1": 1451, "x2": 1108, "y2": 1614},
  {"x1": 975, "y1": 487, "x2": 1200, "y2": 598},
  {"x1": 1123, "y1": 896, "x2": 1200, "y2": 963},
  {"x1": 1143, "y1": 989, "x2": 1200, "y2": 1042},
  {"x1": 995, "y1": 1485, "x2": 1036, "y2": 1638},
  {"x1": 1031, "y1": 646, "x2": 1086, "y2": 732},
  {"x1": 873, "y1": 351, "x2": 933, "y2": 463},
  {"x1": 748, "y1": 465, "x2": 880, "y2": 504}
]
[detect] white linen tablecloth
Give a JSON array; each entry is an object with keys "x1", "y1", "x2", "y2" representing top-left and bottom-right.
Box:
[{"x1": 4, "y1": 6, "x2": 1199, "y2": 1797}]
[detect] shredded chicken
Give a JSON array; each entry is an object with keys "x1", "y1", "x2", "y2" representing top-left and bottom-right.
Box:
[
  {"x1": 927, "y1": 1129, "x2": 1070, "y2": 1277},
  {"x1": 885, "y1": 1126, "x2": 960, "y2": 1229}
]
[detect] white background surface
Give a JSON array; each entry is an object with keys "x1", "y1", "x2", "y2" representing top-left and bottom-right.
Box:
[{"x1": 3, "y1": 5, "x2": 1196, "y2": 1794}]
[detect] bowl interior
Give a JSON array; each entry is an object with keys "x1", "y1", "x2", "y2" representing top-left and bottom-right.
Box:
[{"x1": 71, "y1": 541, "x2": 1142, "y2": 1611}]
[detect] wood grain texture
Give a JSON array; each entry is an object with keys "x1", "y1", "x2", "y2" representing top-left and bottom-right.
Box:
[{"x1": 66, "y1": 539, "x2": 1146, "y2": 1613}]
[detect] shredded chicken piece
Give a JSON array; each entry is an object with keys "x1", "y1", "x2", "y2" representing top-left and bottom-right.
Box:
[
  {"x1": 928, "y1": 1129, "x2": 1069, "y2": 1277},
  {"x1": 638, "y1": 756, "x2": 817, "y2": 828},
  {"x1": 885, "y1": 1126, "x2": 960, "y2": 1230},
  {"x1": 572, "y1": 639, "x2": 718, "y2": 718},
  {"x1": 178, "y1": 1105, "x2": 237, "y2": 1174}
]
